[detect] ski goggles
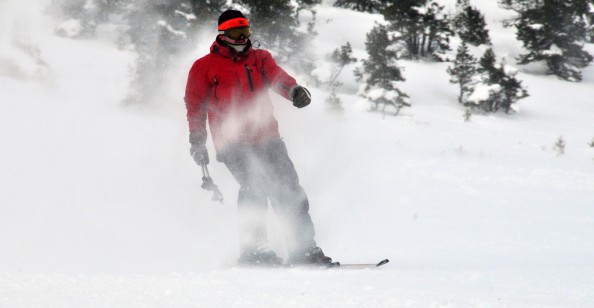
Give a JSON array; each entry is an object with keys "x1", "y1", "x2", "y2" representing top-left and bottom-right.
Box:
[{"x1": 224, "y1": 27, "x2": 251, "y2": 40}]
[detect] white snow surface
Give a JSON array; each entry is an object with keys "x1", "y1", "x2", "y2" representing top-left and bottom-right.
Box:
[
  {"x1": 467, "y1": 83, "x2": 501, "y2": 103},
  {"x1": 1, "y1": 1, "x2": 594, "y2": 307}
]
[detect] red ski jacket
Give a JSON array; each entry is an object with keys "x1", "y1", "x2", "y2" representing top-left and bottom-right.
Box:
[{"x1": 184, "y1": 37, "x2": 298, "y2": 152}]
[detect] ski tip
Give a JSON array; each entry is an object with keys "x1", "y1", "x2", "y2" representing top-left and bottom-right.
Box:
[{"x1": 376, "y1": 259, "x2": 390, "y2": 267}]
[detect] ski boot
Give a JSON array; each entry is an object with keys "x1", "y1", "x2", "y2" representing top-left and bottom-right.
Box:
[
  {"x1": 289, "y1": 247, "x2": 339, "y2": 267},
  {"x1": 238, "y1": 247, "x2": 283, "y2": 267}
]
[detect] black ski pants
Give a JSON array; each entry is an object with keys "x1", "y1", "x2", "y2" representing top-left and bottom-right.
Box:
[{"x1": 217, "y1": 138, "x2": 317, "y2": 257}]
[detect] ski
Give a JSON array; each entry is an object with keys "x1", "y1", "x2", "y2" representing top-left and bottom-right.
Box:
[
  {"x1": 327, "y1": 258, "x2": 389, "y2": 269},
  {"x1": 235, "y1": 259, "x2": 390, "y2": 269}
]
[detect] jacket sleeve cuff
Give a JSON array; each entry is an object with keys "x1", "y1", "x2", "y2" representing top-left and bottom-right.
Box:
[
  {"x1": 189, "y1": 130, "x2": 207, "y2": 144},
  {"x1": 288, "y1": 84, "x2": 301, "y2": 100}
]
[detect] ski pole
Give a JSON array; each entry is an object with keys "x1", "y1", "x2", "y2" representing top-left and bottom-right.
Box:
[{"x1": 200, "y1": 162, "x2": 224, "y2": 204}]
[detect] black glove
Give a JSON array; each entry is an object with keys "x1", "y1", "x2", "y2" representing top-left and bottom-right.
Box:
[
  {"x1": 190, "y1": 143, "x2": 209, "y2": 165},
  {"x1": 292, "y1": 86, "x2": 311, "y2": 108}
]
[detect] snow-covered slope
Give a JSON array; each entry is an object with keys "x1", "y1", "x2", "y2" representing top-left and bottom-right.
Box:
[{"x1": 1, "y1": 1, "x2": 593, "y2": 306}]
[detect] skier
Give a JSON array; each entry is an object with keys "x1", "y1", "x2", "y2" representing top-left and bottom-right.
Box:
[{"x1": 184, "y1": 10, "x2": 333, "y2": 267}]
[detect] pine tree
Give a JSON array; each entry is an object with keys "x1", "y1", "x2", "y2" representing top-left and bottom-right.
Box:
[
  {"x1": 236, "y1": 0, "x2": 299, "y2": 59},
  {"x1": 357, "y1": 24, "x2": 410, "y2": 116},
  {"x1": 470, "y1": 48, "x2": 528, "y2": 113},
  {"x1": 498, "y1": 0, "x2": 542, "y2": 13},
  {"x1": 295, "y1": 0, "x2": 322, "y2": 18},
  {"x1": 497, "y1": 59, "x2": 528, "y2": 113},
  {"x1": 325, "y1": 42, "x2": 357, "y2": 114},
  {"x1": 515, "y1": 0, "x2": 593, "y2": 81},
  {"x1": 576, "y1": 0, "x2": 594, "y2": 42},
  {"x1": 588, "y1": 7, "x2": 594, "y2": 42},
  {"x1": 477, "y1": 48, "x2": 498, "y2": 78},
  {"x1": 453, "y1": 0, "x2": 491, "y2": 46},
  {"x1": 333, "y1": 0, "x2": 387, "y2": 13},
  {"x1": 328, "y1": 42, "x2": 357, "y2": 87},
  {"x1": 121, "y1": 0, "x2": 217, "y2": 104},
  {"x1": 188, "y1": 0, "x2": 227, "y2": 28},
  {"x1": 553, "y1": 136, "x2": 566, "y2": 156},
  {"x1": 447, "y1": 41, "x2": 477, "y2": 104},
  {"x1": 382, "y1": 0, "x2": 453, "y2": 60},
  {"x1": 236, "y1": 0, "x2": 320, "y2": 73}
]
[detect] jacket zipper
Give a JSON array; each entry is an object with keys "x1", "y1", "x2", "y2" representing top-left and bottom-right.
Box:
[
  {"x1": 244, "y1": 64, "x2": 254, "y2": 92},
  {"x1": 213, "y1": 77, "x2": 220, "y2": 113}
]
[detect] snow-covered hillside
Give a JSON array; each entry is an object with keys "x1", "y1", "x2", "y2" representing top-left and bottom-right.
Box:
[{"x1": 1, "y1": 0, "x2": 593, "y2": 306}]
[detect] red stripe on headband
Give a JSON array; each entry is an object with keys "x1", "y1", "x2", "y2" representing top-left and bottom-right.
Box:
[{"x1": 218, "y1": 18, "x2": 250, "y2": 31}]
